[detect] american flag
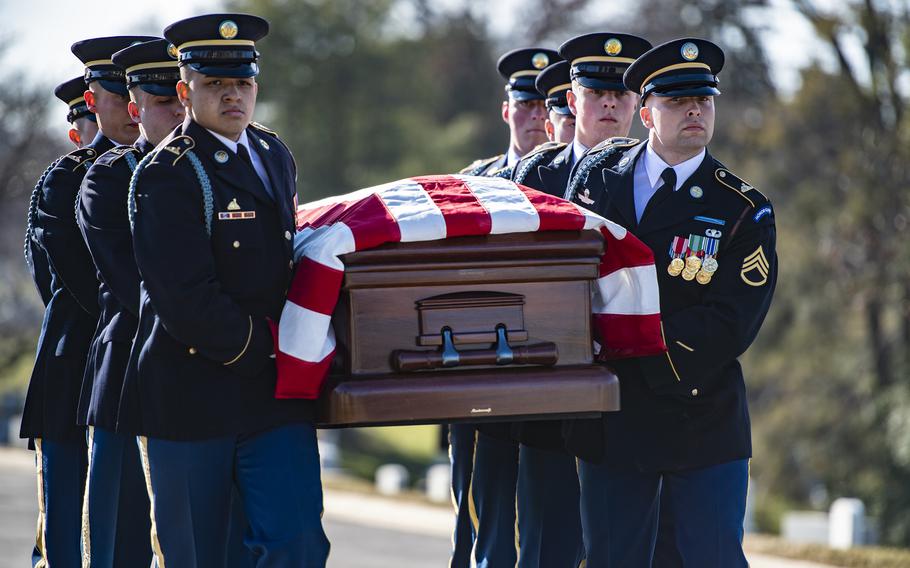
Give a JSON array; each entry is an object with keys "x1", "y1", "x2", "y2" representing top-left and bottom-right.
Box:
[{"x1": 273, "y1": 175, "x2": 665, "y2": 399}]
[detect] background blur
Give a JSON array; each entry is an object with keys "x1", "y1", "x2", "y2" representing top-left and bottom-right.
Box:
[{"x1": 1, "y1": 0, "x2": 908, "y2": 553}]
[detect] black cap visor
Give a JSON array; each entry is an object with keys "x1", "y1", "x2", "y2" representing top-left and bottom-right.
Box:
[
  {"x1": 185, "y1": 61, "x2": 259, "y2": 78},
  {"x1": 548, "y1": 104, "x2": 573, "y2": 116},
  {"x1": 96, "y1": 79, "x2": 129, "y2": 96},
  {"x1": 508, "y1": 88, "x2": 545, "y2": 102},
  {"x1": 573, "y1": 75, "x2": 627, "y2": 91}
]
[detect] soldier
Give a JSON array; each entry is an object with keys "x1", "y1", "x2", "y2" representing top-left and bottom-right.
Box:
[
  {"x1": 510, "y1": 33, "x2": 651, "y2": 568},
  {"x1": 19, "y1": 35, "x2": 152, "y2": 567},
  {"x1": 459, "y1": 48, "x2": 556, "y2": 178},
  {"x1": 122, "y1": 14, "x2": 328, "y2": 565},
  {"x1": 76, "y1": 38, "x2": 185, "y2": 567},
  {"x1": 54, "y1": 76, "x2": 99, "y2": 149},
  {"x1": 566, "y1": 38, "x2": 777, "y2": 566},
  {"x1": 539, "y1": 60, "x2": 575, "y2": 145},
  {"x1": 450, "y1": 46, "x2": 558, "y2": 568}
]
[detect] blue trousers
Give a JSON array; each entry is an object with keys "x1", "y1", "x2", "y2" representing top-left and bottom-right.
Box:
[
  {"x1": 578, "y1": 458, "x2": 749, "y2": 567},
  {"x1": 139, "y1": 423, "x2": 329, "y2": 568},
  {"x1": 449, "y1": 426, "x2": 520, "y2": 568},
  {"x1": 82, "y1": 427, "x2": 152, "y2": 567},
  {"x1": 32, "y1": 436, "x2": 88, "y2": 568},
  {"x1": 517, "y1": 445, "x2": 585, "y2": 568}
]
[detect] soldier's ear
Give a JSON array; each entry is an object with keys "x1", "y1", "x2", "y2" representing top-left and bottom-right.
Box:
[
  {"x1": 127, "y1": 100, "x2": 141, "y2": 124},
  {"x1": 545, "y1": 119, "x2": 555, "y2": 142},
  {"x1": 84, "y1": 90, "x2": 96, "y2": 112},
  {"x1": 68, "y1": 128, "x2": 82, "y2": 147},
  {"x1": 176, "y1": 80, "x2": 191, "y2": 107},
  {"x1": 501, "y1": 100, "x2": 509, "y2": 124},
  {"x1": 566, "y1": 89, "x2": 578, "y2": 117},
  {"x1": 639, "y1": 104, "x2": 653, "y2": 129}
]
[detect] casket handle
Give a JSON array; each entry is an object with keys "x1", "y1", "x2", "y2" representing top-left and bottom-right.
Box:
[{"x1": 392, "y1": 325, "x2": 558, "y2": 372}]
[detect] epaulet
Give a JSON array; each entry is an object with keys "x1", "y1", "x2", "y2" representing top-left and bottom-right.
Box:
[
  {"x1": 524, "y1": 141, "x2": 567, "y2": 159},
  {"x1": 152, "y1": 135, "x2": 195, "y2": 166},
  {"x1": 61, "y1": 147, "x2": 98, "y2": 170},
  {"x1": 97, "y1": 145, "x2": 141, "y2": 166},
  {"x1": 459, "y1": 154, "x2": 503, "y2": 175},
  {"x1": 714, "y1": 167, "x2": 768, "y2": 209},
  {"x1": 587, "y1": 136, "x2": 639, "y2": 155},
  {"x1": 249, "y1": 121, "x2": 278, "y2": 136}
]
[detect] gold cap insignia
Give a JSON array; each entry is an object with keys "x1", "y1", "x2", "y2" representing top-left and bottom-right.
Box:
[
  {"x1": 605, "y1": 38, "x2": 623, "y2": 56},
  {"x1": 167, "y1": 43, "x2": 178, "y2": 59},
  {"x1": 219, "y1": 20, "x2": 239, "y2": 40},
  {"x1": 227, "y1": 198, "x2": 241, "y2": 211},
  {"x1": 532, "y1": 52, "x2": 549, "y2": 70},
  {"x1": 680, "y1": 42, "x2": 699, "y2": 61},
  {"x1": 214, "y1": 150, "x2": 229, "y2": 163},
  {"x1": 740, "y1": 245, "x2": 769, "y2": 287}
]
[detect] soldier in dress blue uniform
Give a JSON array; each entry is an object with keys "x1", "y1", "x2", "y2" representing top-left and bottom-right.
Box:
[
  {"x1": 55, "y1": 76, "x2": 99, "y2": 149},
  {"x1": 76, "y1": 38, "x2": 185, "y2": 568},
  {"x1": 509, "y1": 33, "x2": 651, "y2": 568},
  {"x1": 539, "y1": 60, "x2": 575, "y2": 145},
  {"x1": 565, "y1": 38, "x2": 777, "y2": 567},
  {"x1": 449, "y1": 46, "x2": 559, "y2": 568},
  {"x1": 19, "y1": 35, "x2": 152, "y2": 568},
  {"x1": 123, "y1": 14, "x2": 329, "y2": 566}
]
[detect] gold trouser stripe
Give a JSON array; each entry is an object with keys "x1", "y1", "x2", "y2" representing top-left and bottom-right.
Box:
[
  {"x1": 178, "y1": 39, "x2": 256, "y2": 50},
  {"x1": 659, "y1": 323, "x2": 682, "y2": 382},
  {"x1": 641, "y1": 62, "x2": 712, "y2": 94},
  {"x1": 224, "y1": 316, "x2": 253, "y2": 366},
  {"x1": 138, "y1": 436, "x2": 166, "y2": 568},
  {"x1": 513, "y1": 447, "x2": 520, "y2": 567},
  {"x1": 467, "y1": 431, "x2": 480, "y2": 565},
  {"x1": 81, "y1": 426, "x2": 94, "y2": 568},
  {"x1": 34, "y1": 439, "x2": 48, "y2": 567}
]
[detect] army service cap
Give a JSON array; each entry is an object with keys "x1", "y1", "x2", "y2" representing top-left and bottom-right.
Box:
[
  {"x1": 54, "y1": 76, "x2": 95, "y2": 123},
  {"x1": 535, "y1": 61, "x2": 572, "y2": 115},
  {"x1": 497, "y1": 48, "x2": 561, "y2": 101},
  {"x1": 558, "y1": 32, "x2": 652, "y2": 91},
  {"x1": 112, "y1": 39, "x2": 180, "y2": 97},
  {"x1": 624, "y1": 37, "x2": 724, "y2": 101},
  {"x1": 72, "y1": 36, "x2": 159, "y2": 96},
  {"x1": 165, "y1": 13, "x2": 269, "y2": 78}
]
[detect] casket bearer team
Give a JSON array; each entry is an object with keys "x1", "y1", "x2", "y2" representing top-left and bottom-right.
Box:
[
  {"x1": 449, "y1": 46, "x2": 558, "y2": 568},
  {"x1": 509, "y1": 32, "x2": 651, "y2": 568},
  {"x1": 122, "y1": 14, "x2": 329, "y2": 565},
  {"x1": 75, "y1": 38, "x2": 186, "y2": 567},
  {"x1": 19, "y1": 34, "x2": 153, "y2": 567},
  {"x1": 565, "y1": 38, "x2": 777, "y2": 566}
]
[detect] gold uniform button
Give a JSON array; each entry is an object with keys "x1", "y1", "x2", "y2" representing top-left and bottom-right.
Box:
[
  {"x1": 691, "y1": 388, "x2": 699, "y2": 397},
  {"x1": 233, "y1": 241, "x2": 240, "y2": 249},
  {"x1": 188, "y1": 347, "x2": 197, "y2": 355},
  {"x1": 285, "y1": 231, "x2": 292, "y2": 241}
]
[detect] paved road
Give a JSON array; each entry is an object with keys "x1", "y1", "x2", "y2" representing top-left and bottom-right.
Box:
[{"x1": 0, "y1": 448, "x2": 833, "y2": 568}]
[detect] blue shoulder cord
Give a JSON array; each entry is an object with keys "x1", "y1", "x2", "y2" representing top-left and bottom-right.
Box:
[
  {"x1": 513, "y1": 151, "x2": 555, "y2": 185},
  {"x1": 24, "y1": 158, "x2": 62, "y2": 267},
  {"x1": 564, "y1": 145, "x2": 621, "y2": 200},
  {"x1": 128, "y1": 150, "x2": 214, "y2": 236}
]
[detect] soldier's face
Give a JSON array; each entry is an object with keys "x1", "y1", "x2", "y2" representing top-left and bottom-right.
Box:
[
  {"x1": 85, "y1": 84, "x2": 139, "y2": 146},
  {"x1": 178, "y1": 71, "x2": 258, "y2": 141},
  {"x1": 128, "y1": 90, "x2": 186, "y2": 146},
  {"x1": 502, "y1": 98, "x2": 547, "y2": 155},
  {"x1": 641, "y1": 95, "x2": 715, "y2": 156},
  {"x1": 567, "y1": 85, "x2": 637, "y2": 148},
  {"x1": 547, "y1": 112, "x2": 575, "y2": 144}
]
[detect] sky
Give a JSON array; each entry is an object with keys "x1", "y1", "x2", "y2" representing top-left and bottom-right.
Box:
[{"x1": 0, "y1": 0, "x2": 831, "y2": 131}]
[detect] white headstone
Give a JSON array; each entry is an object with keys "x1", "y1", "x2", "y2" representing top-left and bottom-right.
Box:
[
  {"x1": 829, "y1": 497, "x2": 865, "y2": 549},
  {"x1": 375, "y1": 463, "x2": 409, "y2": 495},
  {"x1": 425, "y1": 463, "x2": 451, "y2": 503}
]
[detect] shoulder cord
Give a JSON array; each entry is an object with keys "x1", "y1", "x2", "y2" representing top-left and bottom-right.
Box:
[
  {"x1": 127, "y1": 152, "x2": 157, "y2": 232},
  {"x1": 513, "y1": 150, "x2": 557, "y2": 185},
  {"x1": 564, "y1": 146, "x2": 619, "y2": 200},
  {"x1": 128, "y1": 150, "x2": 213, "y2": 237},
  {"x1": 23, "y1": 158, "x2": 62, "y2": 267}
]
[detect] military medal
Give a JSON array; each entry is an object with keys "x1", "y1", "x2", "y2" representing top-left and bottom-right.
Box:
[
  {"x1": 685, "y1": 234, "x2": 703, "y2": 273},
  {"x1": 667, "y1": 236, "x2": 686, "y2": 276},
  {"x1": 695, "y1": 237, "x2": 720, "y2": 285}
]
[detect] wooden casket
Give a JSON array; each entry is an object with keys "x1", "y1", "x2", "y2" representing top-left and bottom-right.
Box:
[{"x1": 316, "y1": 229, "x2": 620, "y2": 427}]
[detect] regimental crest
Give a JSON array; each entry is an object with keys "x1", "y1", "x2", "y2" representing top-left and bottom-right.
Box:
[
  {"x1": 680, "y1": 42, "x2": 699, "y2": 61},
  {"x1": 156, "y1": 135, "x2": 195, "y2": 165},
  {"x1": 532, "y1": 52, "x2": 549, "y2": 70},
  {"x1": 605, "y1": 38, "x2": 623, "y2": 56},
  {"x1": 741, "y1": 245, "x2": 770, "y2": 286},
  {"x1": 167, "y1": 43, "x2": 178, "y2": 59},
  {"x1": 219, "y1": 20, "x2": 239, "y2": 40}
]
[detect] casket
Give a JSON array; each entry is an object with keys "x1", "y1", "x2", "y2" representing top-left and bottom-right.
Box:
[{"x1": 316, "y1": 229, "x2": 620, "y2": 427}]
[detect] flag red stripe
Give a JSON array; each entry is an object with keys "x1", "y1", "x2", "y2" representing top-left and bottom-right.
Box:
[
  {"x1": 514, "y1": 183, "x2": 586, "y2": 232},
  {"x1": 413, "y1": 175, "x2": 492, "y2": 237},
  {"x1": 598, "y1": 227, "x2": 656, "y2": 277},
  {"x1": 287, "y1": 257, "x2": 343, "y2": 316},
  {"x1": 593, "y1": 313, "x2": 666, "y2": 359}
]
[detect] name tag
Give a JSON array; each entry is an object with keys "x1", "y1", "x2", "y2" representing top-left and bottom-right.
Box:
[{"x1": 218, "y1": 211, "x2": 256, "y2": 220}]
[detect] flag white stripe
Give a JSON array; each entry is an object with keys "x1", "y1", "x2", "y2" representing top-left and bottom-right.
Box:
[
  {"x1": 379, "y1": 180, "x2": 448, "y2": 242},
  {"x1": 592, "y1": 265, "x2": 661, "y2": 315},
  {"x1": 460, "y1": 175, "x2": 540, "y2": 234},
  {"x1": 278, "y1": 302, "x2": 336, "y2": 361}
]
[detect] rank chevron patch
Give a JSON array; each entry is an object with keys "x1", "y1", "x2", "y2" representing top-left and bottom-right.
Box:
[{"x1": 741, "y1": 245, "x2": 769, "y2": 286}]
